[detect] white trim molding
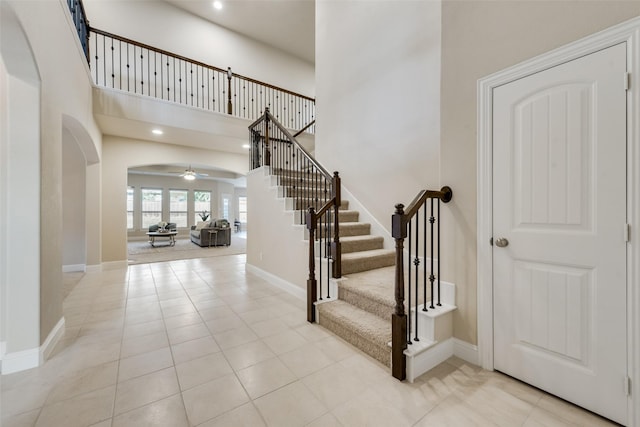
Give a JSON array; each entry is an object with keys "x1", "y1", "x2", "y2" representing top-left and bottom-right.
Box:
[
  {"x1": 478, "y1": 16, "x2": 640, "y2": 426},
  {"x1": 245, "y1": 263, "x2": 305, "y2": 301},
  {"x1": 1, "y1": 347, "x2": 40, "y2": 375},
  {"x1": 62, "y1": 264, "x2": 86, "y2": 273},
  {"x1": 40, "y1": 317, "x2": 65, "y2": 363},
  {"x1": 453, "y1": 338, "x2": 479, "y2": 367}
]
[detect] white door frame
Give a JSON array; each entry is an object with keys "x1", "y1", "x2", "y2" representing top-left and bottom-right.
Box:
[{"x1": 477, "y1": 17, "x2": 640, "y2": 426}]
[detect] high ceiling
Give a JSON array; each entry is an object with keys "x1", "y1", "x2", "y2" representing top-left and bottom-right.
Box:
[{"x1": 164, "y1": 0, "x2": 315, "y2": 63}]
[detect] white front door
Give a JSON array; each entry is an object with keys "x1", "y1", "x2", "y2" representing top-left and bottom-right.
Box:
[{"x1": 492, "y1": 43, "x2": 628, "y2": 424}]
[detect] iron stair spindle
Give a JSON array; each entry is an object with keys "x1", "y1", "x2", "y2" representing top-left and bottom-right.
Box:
[
  {"x1": 429, "y1": 198, "x2": 435, "y2": 309},
  {"x1": 437, "y1": 198, "x2": 441, "y2": 306},
  {"x1": 423, "y1": 203, "x2": 428, "y2": 312},
  {"x1": 413, "y1": 212, "x2": 419, "y2": 342},
  {"x1": 407, "y1": 221, "x2": 412, "y2": 345},
  {"x1": 319, "y1": 214, "x2": 323, "y2": 301}
]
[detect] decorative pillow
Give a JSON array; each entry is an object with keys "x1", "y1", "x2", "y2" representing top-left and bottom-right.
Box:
[
  {"x1": 215, "y1": 219, "x2": 229, "y2": 228},
  {"x1": 195, "y1": 221, "x2": 209, "y2": 231}
]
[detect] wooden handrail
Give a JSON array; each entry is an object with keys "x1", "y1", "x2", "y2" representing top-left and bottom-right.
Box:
[
  {"x1": 90, "y1": 27, "x2": 227, "y2": 73},
  {"x1": 263, "y1": 110, "x2": 331, "y2": 180},
  {"x1": 293, "y1": 120, "x2": 316, "y2": 138},
  {"x1": 89, "y1": 27, "x2": 315, "y2": 124},
  {"x1": 90, "y1": 27, "x2": 315, "y2": 102}
]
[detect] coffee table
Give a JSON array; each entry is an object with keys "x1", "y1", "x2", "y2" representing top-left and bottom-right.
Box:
[{"x1": 146, "y1": 231, "x2": 177, "y2": 247}]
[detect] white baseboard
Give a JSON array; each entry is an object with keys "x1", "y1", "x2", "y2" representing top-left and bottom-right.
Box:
[
  {"x1": 406, "y1": 338, "x2": 454, "y2": 383},
  {"x1": 1, "y1": 317, "x2": 66, "y2": 375},
  {"x1": 1, "y1": 346, "x2": 40, "y2": 375},
  {"x1": 62, "y1": 264, "x2": 86, "y2": 273},
  {"x1": 453, "y1": 337, "x2": 479, "y2": 366},
  {"x1": 40, "y1": 317, "x2": 65, "y2": 363},
  {"x1": 245, "y1": 263, "x2": 305, "y2": 301},
  {"x1": 101, "y1": 260, "x2": 128, "y2": 271},
  {"x1": 86, "y1": 264, "x2": 102, "y2": 273}
]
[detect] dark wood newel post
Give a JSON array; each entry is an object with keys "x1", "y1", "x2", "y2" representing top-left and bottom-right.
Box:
[
  {"x1": 306, "y1": 207, "x2": 318, "y2": 322},
  {"x1": 331, "y1": 171, "x2": 342, "y2": 279},
  {"x1": 391, "y1": 203, "x2": 407, "y2": 380},
  {"x1": 264, "y1": 109, "x2": 271, "y2": 167},
  {"x1": 226, "y1": 67, "x2": 233, "y2": 115}
]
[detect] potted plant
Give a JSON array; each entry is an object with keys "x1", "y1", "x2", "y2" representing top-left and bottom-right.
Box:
[{"x1": 199, "y1": 211, "x2": 210, "y2": 221}]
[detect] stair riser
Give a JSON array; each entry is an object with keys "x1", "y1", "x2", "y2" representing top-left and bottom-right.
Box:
[
  {"x1": 340, "y1": 224, "x2": 370, "y2": 237},
  {"x1": 329, "y1": 211, "x2": 359, "y2": 223},
  {"x1": 341, "y1": 238, "x2": 384, "y2": 253},
  {"x1": 339, "y1": 287, "x2": 394, "y2": 320},
  {"x1": 318, "y1": 313, "x2": 390, "y2": 367},
  {"x1": 341, "y1": 253, "x2": 395, "y2": 274},
  {"x1": 316, "y1": 224, "x2": 370, "y2": 238}
]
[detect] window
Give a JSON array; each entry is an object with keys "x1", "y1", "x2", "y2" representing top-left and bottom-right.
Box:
[
  {"x1": 222, "y1": 196, "x2": 229, "y2": 220},
  {"x1": 126, "y1": 186, "x2": 134, "y2": 229},
  {"x1": 141, "y1": 188, "x2": 163, "y2": 228},
  {"x1": 238, "y1": 196, "x2": 247, "y2": 223},
  {"x1": 169, "y1": 189, "x2": 188, "y2": 228},
  {"x1": 194, "y1": 190, "x2": 211, "y2": 224}
]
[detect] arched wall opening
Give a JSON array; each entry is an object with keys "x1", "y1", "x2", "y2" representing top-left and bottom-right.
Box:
[{"x1": 61, "y1": 114, "x2": 100, "y2": 273}]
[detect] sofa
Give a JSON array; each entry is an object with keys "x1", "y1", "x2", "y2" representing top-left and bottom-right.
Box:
[
  {"x1": 148, "y1": 222, "x2": 176, "y2": 232},
  {"x1": 190, "y1": 219, "x2": 231, "y2": 247}
]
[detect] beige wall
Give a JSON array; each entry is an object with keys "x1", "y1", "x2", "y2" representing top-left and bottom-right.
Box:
[
  {"x1": 440, "y1": 1, "x2": 640, "y2": 344},
  {"x1": 246, "y1": 168, "x2": 309, "y2": 292},
  {"x1": 62, "y1": 128, "x2": 87, "y2": 268},
  {"x1": 315, "y1": 0, "x2": 442, "y2": 235},
  {"x1": 2, "y1": 0, "x2": 102, "y2": 360},
  {"x1": 102, "y1": 137, "x2": 247, "y2": 262}
]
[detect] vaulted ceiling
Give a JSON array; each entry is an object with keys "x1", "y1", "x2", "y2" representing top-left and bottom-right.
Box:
[{"x1": 163, "y1": 0, "x2": 315, "y2": 63}]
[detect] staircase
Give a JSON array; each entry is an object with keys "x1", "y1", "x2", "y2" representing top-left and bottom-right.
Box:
[
  {"x1": 249, "y1": 110, "x2": 455, "y2": 382},
  {"x1": 272, "y1": 169, "x2": 397, "y2": 365}
]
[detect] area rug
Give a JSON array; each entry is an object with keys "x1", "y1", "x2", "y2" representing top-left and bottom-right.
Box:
[{"x1": 127, "y1": 232, "x2": 246, "y2": 265}]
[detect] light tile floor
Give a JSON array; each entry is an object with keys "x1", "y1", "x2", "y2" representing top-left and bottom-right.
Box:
[{"x1": 1, "y1": 254, "x2": 618, "y2": 426}]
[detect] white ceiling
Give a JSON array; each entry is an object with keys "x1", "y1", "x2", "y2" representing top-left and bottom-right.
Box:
[{"x1": 164, "y1": 0, "x2": 315, "y2": 63}]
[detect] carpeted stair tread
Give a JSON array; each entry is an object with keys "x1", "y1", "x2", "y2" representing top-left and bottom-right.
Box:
[
  {"x1": 339, "y1": 266, "x2": 426, "y2": 315},
  {"x1": 336, "y1": 222, "x2": 370, "y2": 237},
  {"x1": 341, "y1": 249, "x2": 395, "y2": 274},
  {"x1": 334, "y1": 210, "x2": 359, "y2": 222},
  {"x1": 339, "y1": 235, "x2": 384, "y2": 253},
  {"x1": 317, "y1": 300, "x2": 391, "y2": 366}
]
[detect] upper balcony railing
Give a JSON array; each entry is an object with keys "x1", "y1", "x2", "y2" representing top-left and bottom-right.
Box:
[
  {"x1": 88, "y1": 28, "x2": 315, "y2": 132},
  {"x1": 67, "y1": 0, "x2": 90, "y2": 61}
]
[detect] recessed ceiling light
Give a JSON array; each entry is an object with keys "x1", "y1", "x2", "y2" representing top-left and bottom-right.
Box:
[
  {"x1": 213, "y1": 1, "x2": 223, "y2": 10},
  {"x1": 152, "y1": 129, "x2": 163, "y2": 135},
  {"x1": 242, "y1": 144, "x2": 250, "y2": 149}
]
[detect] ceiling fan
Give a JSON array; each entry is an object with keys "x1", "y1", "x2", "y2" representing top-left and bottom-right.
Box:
[{"x1": 170, "y1": 165, "x2": 209, "y2": 181}]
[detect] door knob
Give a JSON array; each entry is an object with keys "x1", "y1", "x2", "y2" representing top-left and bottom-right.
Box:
[{"x1": 495, "y1": 238, "x2": 509, "y2": 248}]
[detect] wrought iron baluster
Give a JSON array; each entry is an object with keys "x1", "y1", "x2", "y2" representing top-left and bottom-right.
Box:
[
  {"x1": 407, "y1": 221, "x2": 412, "y2": 345},
  {"x1": 423, "y1": 203, "x2": 428, "y2": 312},
  {"x1": 414, "y1": 211, "x2": 419, "y2": 341},
  {"x1": 429, "y1": 198, "x2": 435, "y2": 309},
  {"x1": 437, "y1": 198, "x2": 441, "y2": 306}
]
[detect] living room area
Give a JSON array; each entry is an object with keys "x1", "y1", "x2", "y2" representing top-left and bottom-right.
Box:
[{"x1": 126, "y1": 164, "x2": 247, "y2": 265}]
